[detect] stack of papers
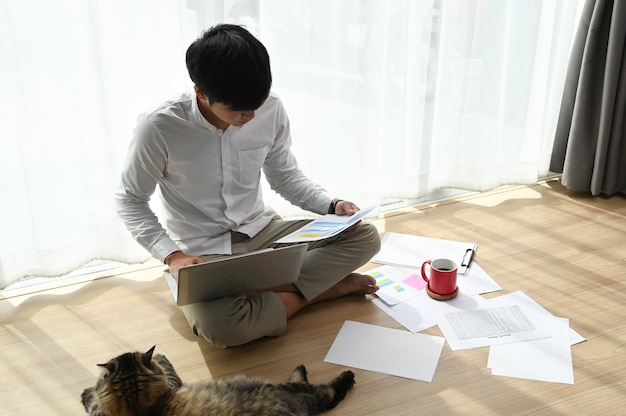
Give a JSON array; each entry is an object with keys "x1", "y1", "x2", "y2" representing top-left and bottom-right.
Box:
[
  {"x1": 485, "y1": 292, "x2": 578, "y2": 384},
  {"x1": 323, "y1": 232, "x2": 584, "y2": 385},
  {"x1": 368, "y1": 261, "x2": 502, "y2": 306}
]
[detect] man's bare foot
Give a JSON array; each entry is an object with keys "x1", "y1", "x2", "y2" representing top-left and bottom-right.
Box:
[
  {"x1": 335, "y1": 273, "x2": 379, "y2": 296},
  {"x1": 311, "y1": 273, "x2": 379, "y2": 304},
  {"x1": 276, "y1": 273, "x2": 379, "y2": 318}
]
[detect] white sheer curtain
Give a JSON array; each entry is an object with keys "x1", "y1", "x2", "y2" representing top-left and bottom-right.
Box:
[
  {"x1": 258, "y1": 0, "x2": 584, "y2": 212},
  {"x1": 0, "y1": 0, "x2": 583, "y2": 289},
  {"x1": 1, "y1": 0, "x2": 190, "y2": 288}
]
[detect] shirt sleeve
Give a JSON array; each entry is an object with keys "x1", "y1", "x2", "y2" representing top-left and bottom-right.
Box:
[
  {"x1": 262, "y1": 100, "x2": 333, "y2": 214},
  {"x1": 114, "y1": 114, "x2": 180, "y2": 262}
]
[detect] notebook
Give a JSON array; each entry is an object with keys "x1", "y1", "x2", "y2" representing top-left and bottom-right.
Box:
[{"x1": 164, "y1": 243, "x2": 308, "y2": 306}]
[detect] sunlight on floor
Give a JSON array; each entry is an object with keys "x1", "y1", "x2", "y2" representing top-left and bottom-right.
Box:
[
  {"x1": 462, "y1": 186, "x2": 543, "y2": 208},
  {"x1": 1, "y1": 259, "x2": 163, "y2": 302},
  {"x1": 5, "y1": 282, "x2": 92, "y2": 308}
]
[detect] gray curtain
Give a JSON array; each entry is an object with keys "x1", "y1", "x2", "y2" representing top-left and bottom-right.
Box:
[{"x1": 551, "y1": 0, "x2": 626, "y2": 196}]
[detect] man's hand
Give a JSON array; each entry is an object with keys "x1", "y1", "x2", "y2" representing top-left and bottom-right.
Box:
[
  {"x1": 334, "y1": 200, "x2": 361, "y2": 232},
  {"x1": 334, "y1": 200, "x2": 359, "y2": 216},
  {"x1": 165, "y1": 251, "x2": 205, "y2": 280}
]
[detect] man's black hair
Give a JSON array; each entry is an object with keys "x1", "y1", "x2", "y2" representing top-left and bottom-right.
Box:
[{"x1": 186, "y1": 24, "x2": 272, "y2": 111}]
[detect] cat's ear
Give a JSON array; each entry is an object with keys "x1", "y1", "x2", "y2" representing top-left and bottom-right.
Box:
[
  {"x1": 143, "y1": 346, "x2": 156, "y2": 367},
  {"x1": 97, "y1": 362, "x2": 115, "y2": 377}
]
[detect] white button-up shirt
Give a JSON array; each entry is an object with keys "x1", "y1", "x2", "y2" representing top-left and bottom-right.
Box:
[{"x1": 115, "y1": 91, "x2": 332, "y2": 261}]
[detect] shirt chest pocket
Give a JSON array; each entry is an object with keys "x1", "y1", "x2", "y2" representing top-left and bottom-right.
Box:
[{"x1": 235, "y1": 147, "x2": 268, "y2": 189}]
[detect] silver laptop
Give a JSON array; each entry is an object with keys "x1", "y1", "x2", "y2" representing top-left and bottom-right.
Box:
[{"x1": 164, "y1": 243, "x2": 308, "y2": 306}]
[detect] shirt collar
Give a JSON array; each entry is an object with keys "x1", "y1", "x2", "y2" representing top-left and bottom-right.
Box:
[
  {"x1": 190, "y1": 92, "x2": 220, "y2": 133},
  {"x1": 189, "y1": 92, "x2": 244, "y2": 134}
]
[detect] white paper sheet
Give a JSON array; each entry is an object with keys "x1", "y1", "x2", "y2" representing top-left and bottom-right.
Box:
[
  {"x1": 372, "y1": 287, "x2": 489, "y2": 333},
  {"x1": 372, "y1": 294, "x2": 437, "y2": 333},
  {"x1": 485, "y1": 291, "x2": 585, "y2": 345},
  {"x1": 372, "y1": 232, "x2": 477, "y2": 275},
  {"x1": 436, "y1": 303, "x2": 551, "y2": 350},
  {"x1": 365, "y1": 265, "x2": 423, "y2": 305},
  {"x1": 275, "y1": 205, "x2": 378, "y2": 243},
  {"x1": 372, "y1": 263, "x2": 502, "y2": 332},
  {"x1": 488, "y1": 316, "x2": 574, "y2": 384},
  {"x1": 424, "y1": 290, "x2": 489, "y2": 316},
  {"x1": 324, "y1": 321, "x2": 445, "y2": 382},
  {"x1": 456, "y1": 262, "x2": 502, "y2": 295}
]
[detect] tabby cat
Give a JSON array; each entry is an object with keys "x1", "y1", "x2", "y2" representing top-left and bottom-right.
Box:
[{"x1": 81, "y1": 346, "x2": 355, "y2": 416}]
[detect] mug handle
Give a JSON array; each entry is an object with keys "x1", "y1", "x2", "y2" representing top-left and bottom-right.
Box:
[{"x1": 421, "y1": 260, "x2": 432, "y2": 283}]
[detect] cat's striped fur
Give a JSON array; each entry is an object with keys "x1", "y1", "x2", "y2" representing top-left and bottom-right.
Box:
[{"x1": 81, "y1": 346, "x2": 355, "y2": 416}]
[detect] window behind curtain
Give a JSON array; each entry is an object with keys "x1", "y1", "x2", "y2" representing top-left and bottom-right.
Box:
[{"x1": 0, "y1": 0, "x2": 583, "y2": 289}]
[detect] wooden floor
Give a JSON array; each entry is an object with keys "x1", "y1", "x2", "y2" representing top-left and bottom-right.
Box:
[{"x1": 2, "y1": 179, "x2": 625, "y2": 415}]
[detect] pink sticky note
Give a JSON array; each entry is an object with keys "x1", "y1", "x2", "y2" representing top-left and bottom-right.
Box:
[{"x1": 402, "y1": 273, "x2": 427, "y2": 290}]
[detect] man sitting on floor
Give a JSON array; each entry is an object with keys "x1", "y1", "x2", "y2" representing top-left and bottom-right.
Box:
[{"x1": 115, "y1": 24, "x2": 380, "y2": 347}]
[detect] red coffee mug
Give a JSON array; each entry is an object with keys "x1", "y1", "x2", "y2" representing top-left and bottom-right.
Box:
[{"x1": 421, "y1": 258, "x2": 458, "y2": 295}]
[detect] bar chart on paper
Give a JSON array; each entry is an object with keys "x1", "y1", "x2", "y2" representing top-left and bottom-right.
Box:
[
  {"x1": 275, "y1": 205, "x2": 378, "y2": 243},
  {"x1": 366, "y1": 265, "x2": 424, "y2": 305},
  {"x1": 373, "y1": 273, "x2": 407, "y2": 298}
]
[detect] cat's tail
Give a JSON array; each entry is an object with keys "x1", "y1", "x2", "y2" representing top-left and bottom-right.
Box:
[{"x1": 327, "y1": 370, "x2": 355, "y2": 409}]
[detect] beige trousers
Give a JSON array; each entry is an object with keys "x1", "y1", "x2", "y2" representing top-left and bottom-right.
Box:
[{"x1": 181, "y1": 218, "x2": 381, "y2": 347}]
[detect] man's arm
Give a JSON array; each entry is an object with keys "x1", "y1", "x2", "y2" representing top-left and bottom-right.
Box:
[
  {"x1": 114, "y1": 115, "x2": 181, "y2": 262},
  {"x1": 261, "y1": 99, "x2": 335, "y2": 214}
]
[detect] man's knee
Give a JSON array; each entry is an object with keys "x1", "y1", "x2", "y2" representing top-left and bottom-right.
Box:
[
  {"x1": 189, "y1": 315, "x2": 249, "y2": 348},
  {"x1": 352, "y1": 222, "x2": 382, "y2": 258},
  {"x1": 182, "y1": 294, "x2": 287, "y2": 348}
]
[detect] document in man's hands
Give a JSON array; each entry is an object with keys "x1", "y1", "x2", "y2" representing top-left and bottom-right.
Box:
[{"x1": 274, "y1": 205, "x2": 379, "y2": 243}]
